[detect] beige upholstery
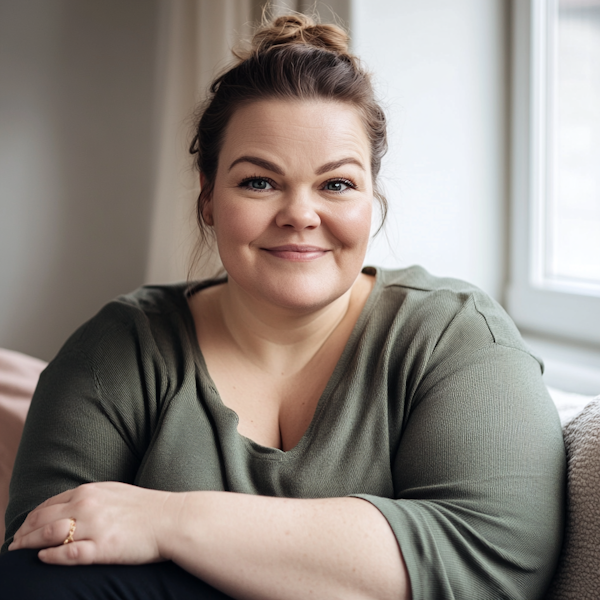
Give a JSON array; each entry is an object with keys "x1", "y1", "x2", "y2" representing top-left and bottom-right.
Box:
[
  {"x1": 0, "y1": 349, "x2": 46, "y2": 542},
  {"x1": 545, "y1": 396, "x2": 600, "y2": 600}
]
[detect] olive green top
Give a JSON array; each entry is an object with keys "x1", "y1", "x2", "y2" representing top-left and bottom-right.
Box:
[{"x1": 3, "y1": 266, "x2": 566, "y2": 599}]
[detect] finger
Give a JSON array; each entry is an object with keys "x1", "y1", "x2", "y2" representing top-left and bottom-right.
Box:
[
  {"x1": 22, "y1": 482, "x2": 103, "y2": 527},
  {"x1": 12, "y1": 503, "x2": 71, "y2": 542},
  {"x1": 38, "y1": 486, "x2": 83, "y2": 509},
  {"x1": 9, "y1": 517, "x2": 78, "y2": 551},
  {"x1": 14, "y1": 489, "x2": 78, "y2": 538},
  {"x1": 38, "y1": 540, "x2": 97, "y2": 565}
]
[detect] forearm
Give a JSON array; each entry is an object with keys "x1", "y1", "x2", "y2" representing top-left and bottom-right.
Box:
[{"x1": 161, "y1": 492, "x2": 411, "y2": 600}]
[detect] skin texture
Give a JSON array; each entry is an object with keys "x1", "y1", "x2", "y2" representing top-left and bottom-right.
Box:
[
  {"x1": 9, "y1": 100, "x2": 411, "y2": 600},
  {"x1": 204, "y1": 99, "x2": 373, "y2": 314}
]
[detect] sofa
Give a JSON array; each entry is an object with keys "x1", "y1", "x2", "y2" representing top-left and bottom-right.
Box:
[{"x1": 1, "y1": 347, "x2": 598, "y2": 599}]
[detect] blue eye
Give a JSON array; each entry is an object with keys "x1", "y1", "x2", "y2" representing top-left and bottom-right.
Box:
[
  {"x1": 242, "y1": 178, "x2": 273, "y2": 190},
  {"x1": 324, "y1": 179, "x2": 353, "y2": 192},
  {"x1": 251, "y1": 179, "x2": 269, "y2": 189}
]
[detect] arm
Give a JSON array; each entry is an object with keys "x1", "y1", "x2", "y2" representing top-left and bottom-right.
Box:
[
  {"x1": 2, "y1": 301, "x2": 164, "y2": 551},
  {"x1": 9, "y1": 485, "x2": 411, "y2": 600},
  {"x1": 358, "y1": 293, "x2": 567, "y2": 600},
  {"x1": 164, "y1": 492, "x2": 410, "y2": 600}
]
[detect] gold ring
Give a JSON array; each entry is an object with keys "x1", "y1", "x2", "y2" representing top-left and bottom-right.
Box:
[{"x1": 63, "y1": 518, "x2": 76, "y2": 545}]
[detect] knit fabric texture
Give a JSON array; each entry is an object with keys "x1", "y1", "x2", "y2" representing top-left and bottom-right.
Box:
[{"x1": 3, "y1": 266, "x2": 566, "y2": 599}]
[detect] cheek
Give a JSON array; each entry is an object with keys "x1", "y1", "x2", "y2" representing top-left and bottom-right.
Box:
[
  {"x1": 212, "y1": 197, "x2": 270, "y2": 247},
  {"x1": 328, "y1": 200, "x2": 373, "y2": 248}
]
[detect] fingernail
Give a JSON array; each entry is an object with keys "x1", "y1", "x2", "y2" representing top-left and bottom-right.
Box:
[{"x1": 38, "y1": 549, "x2": 48, "y2": 561}]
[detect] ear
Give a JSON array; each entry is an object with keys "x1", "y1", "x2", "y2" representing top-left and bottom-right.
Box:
[{"x1": 199, "y1": 173, "x2": 214, "y2": 226}]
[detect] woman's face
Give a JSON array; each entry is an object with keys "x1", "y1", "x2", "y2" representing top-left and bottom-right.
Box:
[{"x1": 204, "y1": 99, "x2": 373, "y2": 313}]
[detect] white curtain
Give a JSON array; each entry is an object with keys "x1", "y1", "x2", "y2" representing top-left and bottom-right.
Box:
[{"x1": 145, "y1": 0, "x2": 255, "y2": 283}]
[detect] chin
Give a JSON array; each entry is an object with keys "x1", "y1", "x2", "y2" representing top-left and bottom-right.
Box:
[{"x1": 240, "y1": 267, "x2": 355, "y2": 313}]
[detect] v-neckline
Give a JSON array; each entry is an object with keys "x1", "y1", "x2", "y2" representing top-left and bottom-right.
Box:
[{"x1": 180, "y1": 267, "x2": 383, "y2": 458}]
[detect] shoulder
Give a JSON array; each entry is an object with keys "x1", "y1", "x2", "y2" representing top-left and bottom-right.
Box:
[
  {"x1": 95, "y1": 283, "x2": 190, "y2": 327},
  {"x1": 373, "y1": 263, "x2": 497, "y2": 306},
  {"x1": 31, "y1": 283, "x2": 204, "y2": 433},
  {"x1": 368, "y1": 265, "x2": 536, "y2": 361},
  {"x1": 68, "y1": 284, "x2": 190, "y2": 348},
  {"x1": 51, "y1": 283, "x2": 197, "y2": 390}
]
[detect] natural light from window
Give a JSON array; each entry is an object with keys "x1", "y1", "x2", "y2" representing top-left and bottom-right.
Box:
[{"x1": 544, "y1": 0, "x2": 600, "y2": 292}]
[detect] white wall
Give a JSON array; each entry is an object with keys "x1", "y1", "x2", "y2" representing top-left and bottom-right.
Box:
[
  {"x1": 0, "y1": 0, "x2": 159, "y2": 361},
  {"x1": 354, "y1": 0, "x2": 509, "y2": 300}
]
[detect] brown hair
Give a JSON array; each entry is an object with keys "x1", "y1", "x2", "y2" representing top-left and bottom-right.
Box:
[{"x1": 189, "y1": 13, "x2": 388, "y2": 255}]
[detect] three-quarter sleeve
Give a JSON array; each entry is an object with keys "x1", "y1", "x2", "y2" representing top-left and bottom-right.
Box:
[{"x1": 355, "y1": 293, "x2": 566, "y2": 600}]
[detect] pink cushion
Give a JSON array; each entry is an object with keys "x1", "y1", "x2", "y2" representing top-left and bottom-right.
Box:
[{"x1": 0, "y1": 349, "x2": 47, "y2": 543}]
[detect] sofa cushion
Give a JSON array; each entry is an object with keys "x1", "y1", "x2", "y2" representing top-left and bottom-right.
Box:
[
  {"x1": 545, "y1": 396, "x2": 600, "y2": 600},
  {"x1": 0, "y1": 349, "x2": 46, "y2": 543}
]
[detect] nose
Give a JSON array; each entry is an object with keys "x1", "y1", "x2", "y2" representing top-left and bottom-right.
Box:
[{"x1": 275, "y1": 189, "x2": 321, "y2": 230}]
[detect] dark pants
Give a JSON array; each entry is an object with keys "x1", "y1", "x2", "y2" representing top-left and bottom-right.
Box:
[{"x1": 0, "y1": 549, "x2": 234, "y2": 600}]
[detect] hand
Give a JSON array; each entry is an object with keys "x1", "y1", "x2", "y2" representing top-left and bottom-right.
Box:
[{"x1": 8, "y1": 482, "x2": 175, "y2": 565}]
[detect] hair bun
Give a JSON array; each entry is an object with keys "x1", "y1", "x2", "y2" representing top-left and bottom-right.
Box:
[{"x1": 248, "y1": 13, "x2": 350, "y2": 57}]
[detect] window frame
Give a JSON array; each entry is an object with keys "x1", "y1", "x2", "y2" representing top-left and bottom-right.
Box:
[{"x1": 507, "y1": 0, "x2": 600, "y2": 349}]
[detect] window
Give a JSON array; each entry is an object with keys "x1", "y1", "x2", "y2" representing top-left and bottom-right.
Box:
[
  {"x1": 535, "y1": 0, "x2": 600, "y2": 294},
  {"x1": 507, "y1": 0, "x2": 600, "y2": 350}
]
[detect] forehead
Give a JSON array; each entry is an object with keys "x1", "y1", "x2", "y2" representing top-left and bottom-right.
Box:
[{"x1": 219, "y1": 99, "x2": 371, "y2": 170}]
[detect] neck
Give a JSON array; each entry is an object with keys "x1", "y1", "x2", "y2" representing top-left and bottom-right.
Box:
[{"x1": 216, "y1": 276, "x2": 367, "y2": 377}]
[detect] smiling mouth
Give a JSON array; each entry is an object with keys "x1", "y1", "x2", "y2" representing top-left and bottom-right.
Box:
[{"x1": 262, "y1": 245, "x2": 329, "y2": 261}]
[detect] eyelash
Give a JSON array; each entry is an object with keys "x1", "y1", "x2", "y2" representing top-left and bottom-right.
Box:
[
  {"x1": 238, "y1": 176, "x2": 358, "y2": 194},
  {"x1": 324, "y1": 178, "x2": 357, "y2": 193},
  {"x1": 238, "y1": 175, "x2": 276, "y2": 192}
]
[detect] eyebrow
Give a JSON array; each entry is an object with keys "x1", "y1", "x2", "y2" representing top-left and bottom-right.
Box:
[
  {"x1": 228, "y1": 156, "x2": 365, "y2": 176},
  {"x1": 228, "y1": 156, "x2": 284, "y2": 175},
  {"x1": 315, "y1": 157, "x2": 365, "y2": 175}
]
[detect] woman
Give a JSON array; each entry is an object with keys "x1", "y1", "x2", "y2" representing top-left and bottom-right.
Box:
[{"x1": 1, "y1": 14, "x2": 565, "y2": 600}]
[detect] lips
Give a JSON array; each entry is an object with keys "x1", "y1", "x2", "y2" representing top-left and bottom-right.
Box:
[{"x1": 262, "y1": 244, "x2": 329, "y2": 261}]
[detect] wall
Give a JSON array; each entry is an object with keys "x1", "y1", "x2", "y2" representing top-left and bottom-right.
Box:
[
  {"x1": 0, "y1": 0, "x2": 159, "y2": 361},
  {"x1": 354, "y1": 0, "x2": 509, "y2": 300}
]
